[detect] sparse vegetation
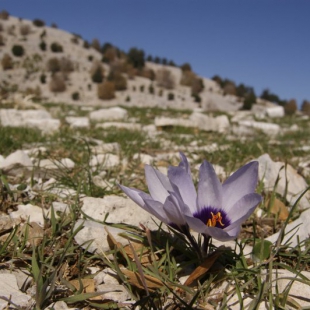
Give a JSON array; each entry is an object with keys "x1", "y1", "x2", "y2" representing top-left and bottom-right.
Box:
[
  {"x1": 50, "y1": 42, "x2": 63, "y2": 53},
  {"x1": 1, "y1": 53, "x2": 13, "y2": 70},
  {"x1": 97, "y1": 80, "x2": 115, "y2": 99},
  {"x1": 11, "y1": 44, "x2": 25, "y2": 57},
  {"x1": 19, "y1": 24, "x2": 31, "y2": 36},
  {"x1": 49, "y1": 73, "x2": 66, "y2": 92},
  {"x1": 32, "y1": 18, "x2": 45, "y2": 27}
]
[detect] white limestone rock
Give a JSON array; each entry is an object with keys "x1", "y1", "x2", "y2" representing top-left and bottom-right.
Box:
[
  {"x1": 65, "y1": 116, "x2": 90, "y2": 128},
  {"x1": 96, "y1": 122, "x2": 142, "y2": 131},
  {"x1": 238, "y1": 120, "x2": 280, "y2": 136},
  {"x1": 133, "y1": 153, "x2": 154, "y2": 165},
  {"x1": 89, "y1": 153, "x2": 120, "y2": 169},
  {"x1": 0, "y1": 273, "x2": 32, "y2": 309},
  {"x1": 89, "y1": 107, "x2": 127, "y2": 121},
  {"x1": 9, "y1": 204, "x2": 45, "y2": 227},
  {"x1": 0, "y1": 150, "x2": 33, "y2": 177},
  {"x1": 257, "y1": 153, "x2": 310, "y2": 210}
]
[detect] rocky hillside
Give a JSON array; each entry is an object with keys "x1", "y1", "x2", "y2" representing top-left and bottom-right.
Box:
[{"x1": 0, "y1": 13, "x2": 277, "y2": 112}]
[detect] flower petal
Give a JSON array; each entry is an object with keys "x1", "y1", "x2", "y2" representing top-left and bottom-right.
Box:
[
  {"x1": 163, "y1": 196, "x2": 186, "y2": 226},
  {"x1": 222, "y1": 161, "x2": 259, "y2": 213},
  {"x1": 178, "y1": 152, "x2": 192, "y2": 176},
  {"x1": 167, "y1": 165, "x2": 197, "y2": 213},
  {"x1": 119, "y1": 184, "x2": 167, "y2": 222},
  {"x1": 225, "y1": 193, "x2": 262, "y2": 231},
  {"x1": 197, "y1": 160, "x2": 222, "y2": 211},
  {"x1": 145, "y1": 165, "x2": 173, "y2": 203}
]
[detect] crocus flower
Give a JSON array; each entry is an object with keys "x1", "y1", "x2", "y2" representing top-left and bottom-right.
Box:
[{"x1": 119, "y1": 153, "x2": 262, "y2": 242}]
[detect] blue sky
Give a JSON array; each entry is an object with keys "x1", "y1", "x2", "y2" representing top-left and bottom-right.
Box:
[{"x1": 1, "y1": 0, "x2": 309, "y2": 107}]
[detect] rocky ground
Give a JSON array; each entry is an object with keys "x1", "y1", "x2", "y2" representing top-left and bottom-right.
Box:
[{"x1": 0, "y1": 96, "x2": 310, "y2": 309}]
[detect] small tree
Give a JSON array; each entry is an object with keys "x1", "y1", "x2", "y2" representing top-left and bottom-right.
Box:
[
  {"x1": 1, "y1": 53, "x2": 13, "y2": 70},
  {"x1": 0, "y1": 10, "x2": 9, "y2": 20},
  {"x1": 33, "y1": 19, "x2": 45, "y2": 27},
  {"x1": 91, "y1": 62, "x2": 104, "y2": 83},
  {"x1": 108, "y1": 71, "x2": 127, "y2": 90},
  {"x1": 39, "y1": 41, "x2": 46, "y2": 51},
  {"x1": 284, "y1": 99, "x2": 297, "y2": 115},
  {"x1": 97, "y1": 81, "x2": 115, "y2": 100},
  {"x1": 0, "y1": 33, "x2": 5, "y2": 46},
  {"x1": 301, "y1": 100, "x2": 310, "y2": 116},
  {"x1": 20, "y1": 24, "x2": 31, "y2": 36},
  {"x1": 180, "y1": 63, "x2": 192, "y2": 72},
  {"x1": 47, "y1": 57, "x2": 61, "y2": 73},
  {"x1": 49, "y1": 73, "x2": 66, "y2": 92},
  {"x1": 50, "y1": 42, "x2": 63, "y2": 53},
  {"x1": 12, "y1": 44, "x2": 25, "y2": 57},
  {"x1": 72, "y1": 92, "x2": 80, "y2": 100},
  {"x1": 91, "y1": 38, "x2": 101, "y2": 51},
  {"x1": 167, "y1": 92, "x2": 174, "y2": 100},
  {"x1": 242, "y1": 93, "x2": 256, "y2": 110},
  {"x1": 156, "y1": 69, "x2": 175, "y2": 89},
  {"x1": 127, "y1": 47, "x2": 145, "y2": 69}
]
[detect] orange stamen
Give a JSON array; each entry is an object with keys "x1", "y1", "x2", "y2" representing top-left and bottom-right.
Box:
[{"x1": 207, "y1": 212, "x2": 225, "y2": 227}]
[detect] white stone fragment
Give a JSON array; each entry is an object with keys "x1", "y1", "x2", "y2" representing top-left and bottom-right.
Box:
[
  {"x1": 89, "y1": 153, "x2": 120, "y2": 169},
  {"x1": 9, "y1": 204, "x2": 45, "y2": 227},
  {"x1": 89, "y1": 107, "x2": 127, "y2": 121},
  {"x1": 0, "y1": 273, "x2": 32, "y2": 309},
  {"x1": 65, "y1": 116, "x2": 90, "y2": 128}
]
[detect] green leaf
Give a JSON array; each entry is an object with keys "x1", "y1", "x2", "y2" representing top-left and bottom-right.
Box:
[{"x1": 252, "y1": 240, "x2": 273, "y2": 261}]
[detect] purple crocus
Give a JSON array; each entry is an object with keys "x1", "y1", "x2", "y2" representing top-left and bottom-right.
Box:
[{"x1": 119, "y1": 153, "x2": 262, "y2": 242}]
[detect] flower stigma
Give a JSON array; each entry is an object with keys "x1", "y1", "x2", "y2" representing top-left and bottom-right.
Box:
[{"x1": 207, "y1": 212, "x2": 225, "y2": 227}]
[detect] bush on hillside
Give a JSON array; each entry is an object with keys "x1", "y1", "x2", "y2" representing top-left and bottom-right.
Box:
[
  {"x1": 83, "y1": 40, "x2": 90, "y2": 49},
  {"x1": 1, "y1": 53, "x2": 13, "y2": 70},
  {"x1": 0, "y1": 10, "x2": 9, "y2": 20},
  {"x1": 51, "y1": 22, "x2": 58, "y2": 28},
  {"x1": 20, "y1": 24, "x2": 31, "y2": 36},
  {"x1": 180, "y1": 63, "x2": 192, "y2": 72},
  {"x1": 40, "y1": 73, "x2": 46, "y2": 84},
  {"x1": 0, "y1": 33, "x2": 4, "y2": 46},
  {"x1": 127, "y1": 47, "x2": 145, "y2": 69},
  {"x1": 107, "y1": 71, "x2": 127, "y2": 91},
  {"x1": 97, "y1": 81, "x2": 115, "y2": 100},
  {"x1": 33, "y1": 19, "x2": 45, "y2": 27},
  {"x1": 284, "y1": 99, "x2": 297, "y2": 115},
  {"x1": 156, "y1": 68, "x2": 175, "y2": 89},
  {"x1": 242, "y1": 93, "x2": 256, "y2": 110},
  {"x1": 60, "y1": 57, "x2": 74, "y2": 73},
  {"x1": 50, "y1": 42, "x2": 63, "y2": 53},
  {"x1": 91, "y1": 38, "x2": 101, "y2": 52},
  {"x1": 91, "y1": 62, "x2": 104, "y2": 83},
  {"x1": 72, "y1": 92, "x2": 80, "y2": 101},
  {"x1": 49, "y1": 73, "x2": 66, "y2": 92},
  {"x1": 167, "y1": 92, "x2": 174, "y2": 101},
  {"x1": 301, "y1": 100, "x2": 310, "y2": 116},
  {"x1": 47, "y1": 57, "x2": 61, "y2": 73},
  {"x1": 12, "y1": 44, "x2": 25, "y2": 57},
  {"x1": 39, "y1": 41, "x2": 46, "y2": 51}
]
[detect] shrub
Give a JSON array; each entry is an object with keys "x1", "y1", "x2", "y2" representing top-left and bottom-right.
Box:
[
  {"x1": 223, "y1": 81, "x2": 236, "y2": 96},
  {"x1": 191, "y1": 78, "x2": 204, "y2": 95},
  {"x1": 127, "y1": 47, "x2": 145, "y2": 69},
  {"x1": 301, "y1": 100, "x2": 310, "y2": 116},
  {"x1": 0, "y1": 23, "x2": 3, "y2": 32},
  {"x1": 180, "y1": 70, "x2": 196, "y2": 87},
  {"x1": 24, "y1": 86, "x2": 41, "y2": 98},
  {"x1": 156, "y1": 69, "x2": 175, "y2": 89},
  {"x1": 102, "y1": 46, "x2": 117, "y2": 63},
  {"x1": 39, "y1": 41, "x2": 46, "y2": 51},
  {"x1": 33, "y1": 19, "x2": 45, "y2": 27},
  {"x1": 72, "y1": 92, "x2": 80, "y2": 101},
  {"x1": 192, "y1": 93, "x2": 201, "y2": 103},
  {"x1": 47, "y1": 58, "x2": 60, "y2": 73},
  {"x1": 180, "y1": 63, "x2": 192, "y2": 72},
  {"x1": 12, "y1": 44, "x2": 25, "y2": 57},
  {"x1": 49, "y1": 73, "x2": 66, "y2": 92},
  {"x1": 242, "y1": 93, "x2": 256, "y2": 110},
  {"x1": 137, "y1": 68, "x2": 156, "y2": 80},
  {"x1": 140, "y1": 85, "x2": 145, "y2": 92},
  {"x1": 91, "y1": 38, "x2": 101, "y2": 51},
  {"x1": 167, "y1": 92, "x2": 174, "y2": 101},
  {"x1": 51, "y1": 22, "x2": 58, "y2": 28},
  {"x1": 284, "y1": 99, "x2": 297, "y2": 115},
  {"x1": 40, "y1": 73, "x2": 46, "y2": 84},
  {"x1": 50, "y1": 42, "x2": 63, "y2": 53},
  {"x1": 97, "y1": 81, "x2": 115, "y2": 100},
  {"x1": 20, "y1": 24, "x2": 31, "y2": 36},
  {"x1": 108, "y1": 71, "x2": 127, "y2": 91},
  {"x1": 83, "y1": 40, "x2": 90, "y2": 49},
  {"x1": 40, "y1": 30, "x2": 46, "y2": 39},
  {"x1": 149, "y1": 84, "x2": 154, "y2": 94},
  {"x1": 0, "y1": 10, "x2": 9, "y2": 20},
  {"x1": 60, "y1": 57, "x2": 74, "y2": 73},
  {"x1": 0, "y1": 33, "x2": 4, "y2": 46},
  {"x1": 1, "y1": 54, "x2": 13, "y2": 70},
  {"x1": 91, "y1": 62, "x2": 104, "y2": 83},
  {"x1": 88, "y1": 55, "x2": 93, "y2": 62},
  {"x1": 125, "y1": 96, "x2": 131, "y2": 102}
]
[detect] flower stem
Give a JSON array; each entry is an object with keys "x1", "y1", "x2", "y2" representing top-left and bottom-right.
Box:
[
  {"x1": 184, "y1": 230, "x2": 202, "y2": 261},
  {"x1": 202, "y1": 235, "x2": 211, "y2": 257}
]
